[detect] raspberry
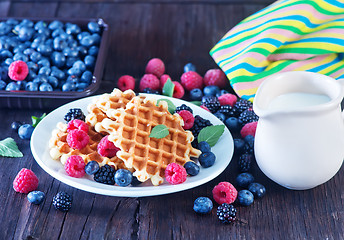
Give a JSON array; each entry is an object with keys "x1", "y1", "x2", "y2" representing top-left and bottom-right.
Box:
[
  {"x1": 218, "y1": 94, "x2": 237, "y2": 106},
  {"x1": 238, "y1": 109, "x2": 259, "y2": 125},
  {"x1": 165, "y1": 163, "x2": 187, "y2": 185},
  {"x1": 145, "y1": 58, "x2": 165, "y2": 78},
  {"x1": 172, "y1": 81, "x2": 185, "y2": 99},
  {"x1": 240, "y1": 121, "x2": 258, "y2": 138},
  {"x1": 117, "y1": 75, "x2": 135, "y2": 91},
  {"x1": 180, "y1": 71, "x2": 203, "y2": 91},
  {"x1": 139, "y1": 74, "x2": 160, "y2": 91},
  {"x1": 67, "y1": 119, "x2": 89, "y2": 133},
  {"x1": 67, "y1": 129, "x2": 89, "y2": 150},
  {"x1": 13, "y1": 168, "x2": 39, "y2": 194},
  {"x1": 178, "y1": 110, "x2": 194, "y2": 130},
  {"x1": 160, "y1": 74, "x2": 171, "y2": 87},
  {"x1": 200, "y1": 105, "x2": 210, "y2": 112},
  {"x1": 174, "y1": 104, "x2": 193, "y2": 114},
  {"x1": 203, "y1": 69, "x2": 227, "y2": 88},
  {"x1": 64, "y1": 155, "x2": 86, "y2": 178},
  {"x1": 8, "y1": 60, "x2": 29, "y2": 81},
  {"x1": 97, "y1": 135, "x2": 120, "y2": 158},
  {"x1": 212, "y1": 181, "x2": 238, "y2": 205}
]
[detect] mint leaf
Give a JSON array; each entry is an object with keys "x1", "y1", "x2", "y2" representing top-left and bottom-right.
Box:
[
  {"x1": 149, "y1": 125, "x2": 169, "y2": 139},
  {"x1": 157, "y1": 99, "x2": 176, "y2": 114},
  {"x1": 190, "y1": 101, "x2": 202, "y2": 106},
  {"x1": 0, "y1": 138, "x2": 23, "y2": 157},
  {"x1": 162, "y1": 78, "x2": 174, "y2": 97},
  {"x1": 197, "y1": 125, "x2": 225, "y2": 147},
  {"x1": 32, "y1": 113, "x2": 46, "y2": 128}
]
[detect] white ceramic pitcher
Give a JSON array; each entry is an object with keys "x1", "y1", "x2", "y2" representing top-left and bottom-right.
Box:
[{"x1": 253, "y1": 71, "x2": 344, "y2": 190}]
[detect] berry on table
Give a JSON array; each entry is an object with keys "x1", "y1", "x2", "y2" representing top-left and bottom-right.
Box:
[
  {"x1": 184, "y1": 161, "x2": 200, "y2": 176},
  {"x1": 145, "y1": 58, "x2": 165, "y2": 78},
  {"x1": 233, "y1": 138, "x2": 246, "y2": 155},
  {"x1": 165, "y1": 163, "x2": 187, "y2": 185},
  {"x1": 131, "y1": 176, "x2": 143, "y2": 186},
  {"x1": 8, "y1": 60, "x2": 29, "y2": 81},
  {"x1": 233, "y1": 98, "x2": 253, "y2": 115},
  {"x1": 238, "y1": 153, "x2": 253, "y2": 172},
  {"x1": 248, "y1": 182, "x2": 266, "y2": 198},
  {"x1": 237, "y1": 190, "x2": 254, "y2": 206},
  {"x1": 67, "y1": 129, "x2": 89, "y2": 150},
  {"x1": 64, "y1": 155, "x2": 86, "y2": 178},
  {"x1": 214, "y1": 112, "x2": 226, "y2": 122},
  {"x1": 94, "y1": 164, "x2": 116, "y2": 185},
  {"x1": 203, "y1": 85, "x2": 220, "y2": 97},
  {"x1": 13, "y1": 168, "x2": 39, "y2": 194},
  {"x1": 199, "y1": 152, "x2": 216, "y2": 168},
  {"x1": 180, "y1": 71, "x2": 203, "y2": 91},
  {"x1": 27, "y1": 191, "x2": 45, "y2": 205},
  {"x1": 240, "y1": 121, "x2": 258, "y2": 138},
  {"x1": 189, "y1": 88, "x2": 203, "y2": 101},
  {"x1": 97, "y1": 135, "x2": 120, "y2": 158},
  {"x1": 18, "y1": 124, "x2": 34, "y2": 140},
  {"x1": 198, "y1": 141, "x2": 211, "y2": 153},
  {"x1": 67, "y1": 119, "x2": 89, "y2": 133},
  {"x1": 184, "y1": 63, "x2": 196, "y2": 72},
  {"x1": 218, "y1": 93, "x2": 237, "y2": 106},
  {"x1": 212, "y1": 182, "x2": 237, "y2": 205},
  {"x1": 139, "y1": 74, "x2": 160, "y2": 91},
  {"x1": 174, "y1": 104, "x2": 193, "y2": 114},
  {"x1": 178, "y1": 110, "x2": 194, "y2": 130},
  {"x1": 64, "y1": 108, "x2": 85, "y2": 123},
  {"x1": 225, "y1": 117, "x2": 241, "y2": 133},
  {"x1": 11, "y1": 121, "x2": 22, "y2": 131},
  {"x1": 236, "y1": 172, "x2": 254, "y2": 188},
  {"x1": 172, "y1": 81, "x2": 185, "y2": 99},
  {"x1": 203, "y1": 69, "x2": 227, "y2": 88},
  {"x1": 201, "y1": 96, "x2": 220, "y2": 113},
  {"x1": 117, "y1": 75, "x2": 135, "y2": 91},
  {"x1": 52, "y1": 191, "x2": 72, "y2": 212},
  {"x1": 217, "y1": 203, "x2": 237, "y2": 224},
  {"x1": 193, "y1": 197, "x2": 213, "y2": 214},
  {"x1": 114, "y1": 169, "x2": 133, "y2": 187},
  {"x1": 238, "y1": 109, "x2": 259, "y2": 125},
  {"x1": 85, "y1": 161, "x2": 100, "y2": 175},
  {"x1": 190, "y1": 115, "x2": 212, "y2": 146}
]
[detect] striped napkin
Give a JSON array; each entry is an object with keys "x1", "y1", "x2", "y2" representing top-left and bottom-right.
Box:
[{"x1": 210, "y1": 0, "x2": 344, "y2": 101}]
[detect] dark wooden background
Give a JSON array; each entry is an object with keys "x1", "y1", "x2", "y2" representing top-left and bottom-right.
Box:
[{"x1": 0, "y1": 0, "x2": 343, "y2": 239}]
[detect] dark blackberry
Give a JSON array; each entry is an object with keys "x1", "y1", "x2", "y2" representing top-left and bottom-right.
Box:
[
  {"x1": 94, "y1": 164, "x2": 116, "y2": 185},
  {"x1": 174, "y1": 104, "x2": 193, "y2": 114},
  {"x1": 217, "y1": 105, "x2": 232, "y2": 117},
  {"x1": 217, "y1": 203, "x2": 237, "y2": 224},
  {"x1": 238, "y1": 109, "x2": 258, "y2": 125},
  {"x1": 64, "y1": 108, "x2": 85, "y2": 123},
  {"x1": 238, "y1": 153, "x2": 253, "y2": 172},
  {"x1": 142, "y1": 88, "x2": 160, "y2": 94},
  {"x1": 190, "y1": 115, "x2": 212, "y2": 147},
  {"x1": 233, "y1": 98, "x2": 253, "y2": 115},
  {"x1": 52, "y1": 191, "x2": 72, "y2": 212},
  {"x1": 202, "y1": 96, "x2": 220, "y2": 113}
]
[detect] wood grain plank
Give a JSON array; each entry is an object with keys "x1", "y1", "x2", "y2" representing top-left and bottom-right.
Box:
[
  {"x1": 0, "y1": 1, "x2": 10, "y2": 17},
  {"x1": 8, "y1": 2, "x2": 58, "y2": 17}
]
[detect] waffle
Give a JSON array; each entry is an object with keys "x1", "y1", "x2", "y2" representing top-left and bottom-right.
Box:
[
  {"x1": 49, "y1": 122, "x2": 126, "y2": 170},
  {"x1": 86, "y1": 88, "x2": 136, "y2": 127},
  {"x1": 95, "y1": 96, "x2": 201, "y2": 186}
]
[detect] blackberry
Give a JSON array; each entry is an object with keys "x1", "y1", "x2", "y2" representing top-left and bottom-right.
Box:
[
  {"x1": 217, "y1": 105, "x2": 232, "y2": 117},
  {"x1": 190, "y1": 115, "x2": 212, "y2": 147},
  {"x1": 52, "y1": 191, "x2": 72, "y2": 212},
  {"x1": 174, "y1": 104, "x2": 193, "y2": 114},
  {"x1": 202, "y1": 96, "x2": 220, "y2": 113},
  {"x1": 233, "y1": 98, "x2": 253, "y2": 115},
  {"x1": 142, "y1": 88, "x2": 160, "y2": 94},
  {"x1": 64, "y1": 108, "x2": 85, "y2": 123},
  {"x1": 238, "y1": 109, "x2": 258, "y2": 125},
  {"x1": 238, "y1": 153, "x2": 253, "y2": 172},
  {"x1": 217, "y1": 203, "x2": 237, "y2": 224},
  {"x1": 94, "y1": 164, "x2": 116, "y2": 185}
]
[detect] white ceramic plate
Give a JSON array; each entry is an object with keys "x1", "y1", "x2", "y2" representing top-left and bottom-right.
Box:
[{"x1": 30, "y1": 94, "x2": 234, "y2": 197}]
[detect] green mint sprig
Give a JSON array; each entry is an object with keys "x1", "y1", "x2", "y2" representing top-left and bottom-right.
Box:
[
  {"x1": 197, "y1": 125, "x2": 225, "y2": 147},
  {"x1": 32, "y1": 113, "x2": 46, "y2": 128},
  {"x1": 0, "y1": 138, "x2": 23, "y2": 157},
  {"x1": 162, "y1": 78, "x2": 174, "y2": 97},
  {"x1": 149, "y1": 125, "x2": 169, "y2": 139},
  {"x1": 157, "y1": 99, "x2": 176, "y2": 114}
]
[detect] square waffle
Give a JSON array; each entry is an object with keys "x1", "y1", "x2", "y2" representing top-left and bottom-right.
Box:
[
  {"x1": 95, "y1": 96, "x2": 201, "y2": 186},
  {"x1": 49, "y1": 122, "x2": 126, "y2": 170}
]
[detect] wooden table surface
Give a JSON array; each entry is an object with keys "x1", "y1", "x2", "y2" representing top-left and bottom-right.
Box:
[{"x1": 0, "y1": 0, "x2": 343, "y2": 239}]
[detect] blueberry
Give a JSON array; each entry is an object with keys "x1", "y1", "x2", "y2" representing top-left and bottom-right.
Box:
[
  {"x1": 248, "y1": 183, "x2": 266, "y2": 198},
  {"x1": 184, "y1": 63, "x2": 196, "y2": 72},
  {"x1": 18, "y1": 27, "x2": 34, "y2": 41},
  {"x1": 47, "y1": 76, "x2": 58, "y2": 88},
  {"x1": 30, "y1": 51, "x2": 42, "y2": 63},
  {"x1": 0, "y1": 49, "x2": 13, "y2": 59},
  {"x1": 67, "y1": 75, "x2": 79, "y2": 84},
  {"x1": 11, "y1": 121, "x2": 22, "y2": 131},
  {"x1": 48, "y1": 20, "x2": 63, "y2": 30},
  {"x1": 0, "y1": 22, "x2": 11, "y2": 35},
  {"x1": 233, "y1": 138, "x2": 246, "y2": 155},
  {"x1": 39, "y1": 82, "x2": 53, "y2": 91},
  {"x1": 73, "y1": 60, "x2": 86, "y2": 72},
  {"x1": 189, "y1": 88, "x2": 203, "y2": 101},
  {"x1": 199, "y1": 152, "x2": 216, "y2": 168},
  {"x1": 91, "y1": 34, "x2": 101, "y2": 45},
  {"x1": 0, "y1": 80, "x2": 6, "y2": 90},
  {"x1": 18, "y1": 124, "x2": 34, "y2": 139},
  {"x1": 33, "y1": 75, "x2": 48, "y2": 84},
  {"x1": 52, "y1": 28, "x2": 65, "y2": 38},
  {"x1": 184, "y1": 161, "x2": 200, "y2": 176},
  {"x1": 81, "y1": 71, "x2": 93, "y2": 83},
  {"x1": 88, "y1": 46, "x2": 99, "y2": 56},
  {"x1": 6, "y1": 82, "x2": 20, "y2": 91},
  {"x1": 114, "y1": 169, "x2": 133, "y2": 187},
  {"x1": 77, "y1": 32, "x2": 90, "y2": 42},
  {"x1": 38, "y1": 44, "x2": 53, "y2": 56},
  {"x1": 198, "y1": 141, "x2": 211, "y2": 153},
  {"x1": 38, "y1": 66, "x2": 51, "y2": 76},
  {"x1": 4, "y1": 58, "x2": 13, "y2": 67},
  {"x1": 77, "y1": 46, "x2": 88, "y2": 57},
  {"x1": 85, "y1": 161, "x2": 100, "y2": 175},
  {"x1": 84, "y1": 55, "x2": 95, "y2": 68},
  {"x1": 13, "y1": 52, "x2": 28, "y2": 62},
  {"x1": 63, "y1": 47, "x2": 78, "y2": 58},
  {"x1": 26, "y1": 81, "x2": 39, "y2": 91},
  {"x1": 62, "y1": 82, "x2": 75, "y2": 91},
  {"x1": 88, "y1": 21, "x2": 100, "y2": 33},
  {"x1": 34, "y1": 20, "x2": 47, "y2": 30},
  {"x1": 51, "y1": 51, "x2": 66, "y2": 68},
  {"x1": 225, "y1": 117, "x2": 241, "y2": 133},
  {"x1": 66, "y1": 57, "x2": 79, "y2": 68},
  {"x1": 131, "y1": 176, "x2": 142, "y2": 186},
  {"x1": 50, "y1": 66, "x2": 65, "y2": 80},
  {"x1": 37, "y1": 58, "x2": 50, "y2": 68},
  {"x1": 203, "y1": 85, "x2": 220, "y2": 97},
  {"x1": 193, "y1": 197, "x2": 213, "y2": 214},
  {"x1": 237, "y1": 190, "x2": 254, "y2": 206},
  {"x1": 244, "y1": 135, "x2": 254, "y2": 151},
  {"x1": 214, "y1": 112, "x2": 226, "y2": 122},
  {"x1": 0, "y1": 67, "x2": 8, "y2": 80},
  {"x1": 216, "y1": 89, "x2": 229, "y2": 98},
  {"x1": 53, "y1": 36, "x2": 68, "y2": 51},
  {"x1": 18, "y1": 80, "x2": 27, "y2": 90},
  {"x1": 76, "y1": 82, "x2": 88, "y2": 91},
  {"x1": 27, "y1": 191, "x2": 45, "y2": 205},
  {"x1": 65, "y1": 23, "x2": 81, "y2": 35},
  {"x1": 80, "y1": 36, "x2": 95, "y2": 47},
  {"x1": 236, "y1": 172, "x2": 254, "y2": 188}
]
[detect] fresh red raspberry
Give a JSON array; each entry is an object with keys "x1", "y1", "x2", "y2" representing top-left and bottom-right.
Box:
[
  {"x1": 200, "y1": 105, "x2": 210, "y2": 112},
  {"x1": 218, "y1": 93, "x2": 238, "y2": 106},
  {"x1": 165, "y1": 163, "x2": 187, "y2": 184},
  {"x1": 67, "y1": 129, "x2": 89, "y2": 150},
  {"x1": 212, "y1": 181, "x2": 238, "y2": 205},
  {"x1": 178, "y1": 110, "x2": 194, "y2": 130},
  {"x1": 117, "y1": 75, "x2": 135, "y2": 91},
  {"x1": 13, "y1": 168, "x2": 39, "y2": 194},
  {"x1": 172, "y1": 81, "x2": 185, "y2": 99},
  {"x1": 97, "y1": 135, "x2": 120, "y2": 158},
  {"x1": 139, "y1": 74, "x2": 160, "y2": 91},
  {"x1": 180, "y1": 71, "x2": 203, "y2": 91},
  {"x1": 240, "y1": 121, "x2": 258, "y2": 138},
  {"x1": 67, "y1": 119, "x2": 89, "y2": 133},
  {"x1": 64, "y1": 155, "x2": 86, "y2": 178},
  {"x1": 203, "y1": 69, "x2": 228, "y2": 88},
  {"x1": 160, "y1": 74, "x2": 171, "y2": 87},
  {"x1": 145, "y1": 58, "x2": 165, "y2": 78},
  {"x1": 8, "y1": 60, "x2": 29, "y2": 81}
]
